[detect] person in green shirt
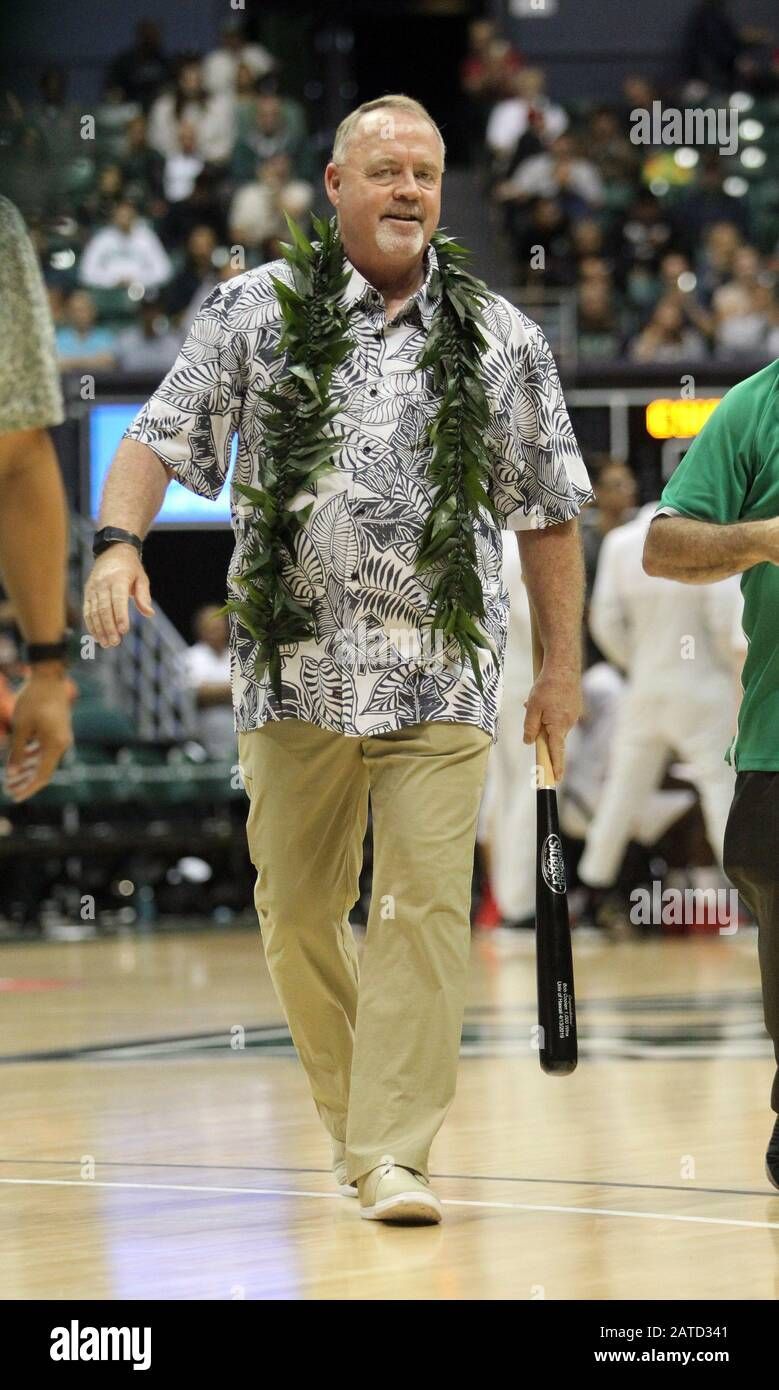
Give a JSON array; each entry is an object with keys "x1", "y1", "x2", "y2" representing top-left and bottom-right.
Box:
[{"x1": 643, "y1": 358, "x2": 779, "y2": 1190}]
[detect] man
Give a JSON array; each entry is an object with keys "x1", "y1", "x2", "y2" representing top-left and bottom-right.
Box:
[
  {"x1": 642, "y1": 359, "x2": 779, "y2": 1188},
  {"x1": 83, "y1": 94, "x2": 593, "y2": 1224},
  {"x1": 580, "y1": 501, "x2": 744, "y2": 906},
  {"x1": 79, "y1": 198, "x2": 172, "y2": 292},
  {"x1": 183, "y1": 605, "x2": 234, "y2": 760},
  {"x1": 0, "y1": 196, "x2": 73, "y2": 802}
]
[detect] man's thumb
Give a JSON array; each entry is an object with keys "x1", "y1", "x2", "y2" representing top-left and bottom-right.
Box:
[{"x1": 132, "y1": 572, "x2": 155, "y2": 617}]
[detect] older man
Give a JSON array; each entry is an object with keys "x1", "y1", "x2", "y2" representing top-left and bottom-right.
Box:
[{"x1": 83, "y1": 94, "x2": 593, "y2": 1224}]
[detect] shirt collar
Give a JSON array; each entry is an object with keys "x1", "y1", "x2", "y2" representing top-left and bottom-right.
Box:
[{"x1": 341, "y1": 239, "x2": 440, "y2": 330}]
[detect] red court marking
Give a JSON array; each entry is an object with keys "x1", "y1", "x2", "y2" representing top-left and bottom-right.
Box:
[{"x1": 0, "y1": 978, "x2": 79, "y2": 992}]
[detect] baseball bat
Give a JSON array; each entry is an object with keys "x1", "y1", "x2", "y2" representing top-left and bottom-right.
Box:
[{"x1": 529, "y1": 603, "x2": 578, "y2": 1075}]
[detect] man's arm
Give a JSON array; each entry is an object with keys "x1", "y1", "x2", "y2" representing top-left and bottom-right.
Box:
[
  {"x1": 83, "y1": 438, "x2": 174, "y2": 648},
  {"x1": 643, "y1": 513, "x2": 779, "y2": 583},
  {"x1": 516, "y1": 519, "x2": 585, "y2": 781},
  {"x1": 0, "y1": 428, "x2": 73, "y2": 800},
  {"x1": 0, "y1": 428, "x2": 68, "y2": 643}
]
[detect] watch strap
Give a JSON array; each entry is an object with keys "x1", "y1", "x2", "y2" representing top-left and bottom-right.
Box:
[{"x1": 92, "y1": 527, "x2": 144, "y2": 558}]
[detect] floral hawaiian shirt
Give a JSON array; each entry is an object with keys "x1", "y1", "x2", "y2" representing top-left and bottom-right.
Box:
[{"x1": 125, "y1": 237, "x2": 593, "y2": 744}]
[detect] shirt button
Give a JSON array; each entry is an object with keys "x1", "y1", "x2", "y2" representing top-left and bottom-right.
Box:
[{"x1": 369, "y1": 388, "x2": 378, "y2": 397}]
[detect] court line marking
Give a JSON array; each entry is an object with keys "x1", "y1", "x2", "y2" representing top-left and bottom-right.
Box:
[
  {"x1": 1, "y1": 1176, "x2": 778, "y2": 1229},
  {"x1": 0, "y1": 1156, "x2": 775, "y2": 1199}
]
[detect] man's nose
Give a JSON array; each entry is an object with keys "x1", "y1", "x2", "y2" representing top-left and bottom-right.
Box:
[{"x1": 393, "y1": 168, "x2": 421, "y2": 195}]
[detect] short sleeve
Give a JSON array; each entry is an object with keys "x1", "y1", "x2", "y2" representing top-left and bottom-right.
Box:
[
  {"x1": 656, "y1": 384, "x2": 757, "y2": 524},
  {"x1": 488, "y1": 315, "x2": 595, "y2": 531},
  {"x1": 0, "y1": 197, "x2": 64, "y2": 435},
  {"x1": 123, "y1": 283, "x2": 241, "y2": 499}
]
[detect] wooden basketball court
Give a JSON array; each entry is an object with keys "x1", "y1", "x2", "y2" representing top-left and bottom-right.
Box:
[{"x1": 2, "y1": 923, "x2": 778, "y2": 1300}]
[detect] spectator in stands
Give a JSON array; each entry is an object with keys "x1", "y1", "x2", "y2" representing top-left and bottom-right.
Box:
[
  {"x1": 202, "y1": 15, "x2": 276, "y2": 95},
  {"x1": 229, "y1": 152, "x2": 314, "y2": 257},
  {"x1": 695, "y1": 220, "x2": 744, "y2": 304},
  {"x1": 162, "y1": 119, "x2": 205, "y2": 205},
  {"x1": 55, "y1": 289, "x2": 117, "y2": 370},
  {"x1": 115, "y1": 289, "x2": 181, "y2": 374},
  {"x1": 183, "y1": 606, "x2": 235, "y2": 760},
  {"x1": 576, "y1": 277, "x2": 622, "y2": 359},
  {"x1": 628, "y1": 295, "x2": 707, "y2": 361},
  {"x1": 619, "y1": 73, "x2": 658, "y2": 126},
  {"x1": 29, "y1": 65, "x2": 81, "y2": 166},
  {"x1": 567, "y1": 221, "x2": 619, "y2": 290},
  {"x1": 511, "y1": 197, "x2": 572, "y2": 285},
  {"x1": 79, "y1": 198, "x2": 172, "y2": 290},
  {"x1": 232, "y1": 82, "x2": 312, "y2": 183},
  {"x1": 580, "y1": 455, "x2": 638, "y2": 666},
  {"x1": 494, "y1": 133, "x2": 603, "y2": 218},
  {"x1": 672, "y1": 152, "x2": 750, "y2": 251},
  {"x1": 75, "y1": 164, "x2": 126, "y2": 235},
  {"x1": 681, "y1": 0, "x2": 774, "y2": 91},
  {"x1": 107, "y1": 19, "x2": 172, "y2": 110},
  {"x1": 585, "y1": 106, "x2": 640, "y2": 185},
  {"x1": 460, "y1": 18, "x2": 524, "y2": 103},
  {"x1": 486, "y1": 67, "x2": 568, "y2": 177},
  {"x1": 94, "y1": 79, "x2": 142, "y2": 162},
  {"x1": 147, "y1": 56, "x2": 235, "y2": 166},
  {"x1": 655, "y1": 250, "x2": 714, "y2": 339},
  {"x1": 617, "y1": 191, "x2": 674, "y2": 278},
  {"x1": 164, "y1": 224, "x2": 219, "y2": 323},
  {"x1": 712, "y1": 245, "x2": 776, "y2": 357},
  {"x1": 119, "y1": 114, "x2": 166, "y2": 209}
]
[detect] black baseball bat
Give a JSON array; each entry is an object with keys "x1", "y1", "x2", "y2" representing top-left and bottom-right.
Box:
[{"x1": 529, "y1": 604, "x2": 578, "y2": 1075}]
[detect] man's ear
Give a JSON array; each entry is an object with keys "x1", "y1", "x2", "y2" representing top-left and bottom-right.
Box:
[{"x1": 324, "y1": 161, "x2": 340, "y2": 207}]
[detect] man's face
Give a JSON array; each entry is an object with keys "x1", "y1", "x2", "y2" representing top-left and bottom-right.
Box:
[
  {"x1": 114, "y1": 202, "x2": 135, "y2": 233},
  {"x1": 325, "y1": 112, "x2": 442, "y2": 269}
]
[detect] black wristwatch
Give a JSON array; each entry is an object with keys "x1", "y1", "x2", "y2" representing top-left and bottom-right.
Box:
[
  {"x1": 26, "y1": 629, "x2": 73, "y2": 665},
  {"x1": 92, "y1": 526, "x2": 144, "y2": 559}
]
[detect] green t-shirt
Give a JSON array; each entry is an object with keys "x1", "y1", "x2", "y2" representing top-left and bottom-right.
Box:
[{"x1": 656, "y1": 358, "x2": 779, "y2": 772}]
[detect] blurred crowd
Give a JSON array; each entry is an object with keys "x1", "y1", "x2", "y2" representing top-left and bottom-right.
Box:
[
  {"x1": 1, "y1": 16, "x2": 317, "y2": 376},
  {"x1": 463, "y1": 8, "x2": 779, "y2": 363},
  {"x1": 0, "y1": 7, "x2": 777, "y2": 374}
]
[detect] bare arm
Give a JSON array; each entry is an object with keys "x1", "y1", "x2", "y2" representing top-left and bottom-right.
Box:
[
  {"x1": 0, "y1": 427, "x2": 72, "y2": 800},
  {"x1": 0, "y1": 427, "x2": 68, "y2": 642},
  {"x1": 195, "y1": 681, "x2": 232, "y2": 708},
  {"x1": 516, "y1": 519, "x2": 585, "y2": 780},
  {"x1": 643, "y1": 513, "x2": 779, "y2": 584},
  {"x1": 84, "y1": 437, "x2": 175, "y2": 648}
]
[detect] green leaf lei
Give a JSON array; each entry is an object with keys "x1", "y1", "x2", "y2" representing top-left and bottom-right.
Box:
[{"x1": 224, "y1": 211, "x2": 502, "y2": 702}]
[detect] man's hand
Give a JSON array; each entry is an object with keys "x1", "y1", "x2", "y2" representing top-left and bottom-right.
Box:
[
  {"x1": 84, "y1": 545, "x2": 155, "y2": 648},
  {"x1": 522, "y1": 660, "x2": 583, "y2": 783},
  {"x1": 3, "y1": 668, "x2": 73, "y2": 802}
]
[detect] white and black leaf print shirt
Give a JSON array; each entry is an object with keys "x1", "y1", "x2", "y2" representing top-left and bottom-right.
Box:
[{"x1": 125, "y1": 238, "x2": 594, "y2": 744}]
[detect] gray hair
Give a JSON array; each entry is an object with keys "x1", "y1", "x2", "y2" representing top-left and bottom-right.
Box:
[{"x1": 331, "y1": 94, "x2": 446, "y2": 170}]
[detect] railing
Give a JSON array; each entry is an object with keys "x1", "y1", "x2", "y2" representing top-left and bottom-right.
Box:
[{"x1": 69, "y1": 513, "x2": 197, "y2": 742}]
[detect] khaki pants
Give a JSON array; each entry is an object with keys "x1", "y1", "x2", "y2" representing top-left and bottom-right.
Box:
[{"x1": 238, "y1": 718, "x2": 492, "y2": 1185}]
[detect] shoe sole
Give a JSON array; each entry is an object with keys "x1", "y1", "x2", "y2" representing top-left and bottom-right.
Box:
[
  {"x1": 360, "y1": 1192, "x2": 443, "y2": 1224},
  {"x1": 338, "y1": 1182, "x2": 358, "y2": 1197}
]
